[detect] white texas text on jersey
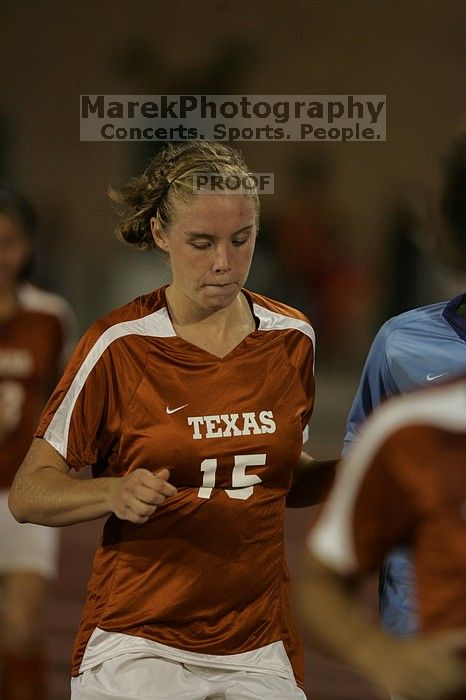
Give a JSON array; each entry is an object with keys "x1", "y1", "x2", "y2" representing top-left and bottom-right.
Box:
[
  {"x1": 0, "y1": 349, "x2": 34, "y2": 377},
  {"x1": 187, "y1": 411, "x2": 276, "y2": 439}
]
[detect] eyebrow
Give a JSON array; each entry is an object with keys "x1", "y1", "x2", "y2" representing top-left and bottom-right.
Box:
[{"x1": 184, "y1": 225, "x2": 254, "y2": 239}]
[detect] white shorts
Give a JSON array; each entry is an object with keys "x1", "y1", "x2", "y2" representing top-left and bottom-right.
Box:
[
  {"x1": 0, "y1": 490, "x2": 59, "y2": 578},
  {"x1": 71, "y1": 654, "x2": 307, "y2": 700}
]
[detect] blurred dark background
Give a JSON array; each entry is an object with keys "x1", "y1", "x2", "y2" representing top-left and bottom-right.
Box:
[{"x1": 1, "y1": 1, "x2": 465, "y2": 697}]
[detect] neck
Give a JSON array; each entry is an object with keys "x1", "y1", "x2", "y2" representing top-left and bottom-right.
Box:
[{"x1": 165, "y1": 285, "x2": 249, "y2": 331}]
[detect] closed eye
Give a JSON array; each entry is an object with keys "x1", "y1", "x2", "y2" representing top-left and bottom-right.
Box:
[
  {"x1": 190, "y1": 242, "x2": 211, "y2": 250},
  {"x1": 190, "y1": 238, "x2": 248, "y2": 250}
]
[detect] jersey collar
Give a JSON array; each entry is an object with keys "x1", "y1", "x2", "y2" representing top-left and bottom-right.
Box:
[{"x1": 443, "y1": 293, "x2": 466, "y2": 341}]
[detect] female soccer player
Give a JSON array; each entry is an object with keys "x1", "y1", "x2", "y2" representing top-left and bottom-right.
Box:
[
  {"x1": 0, "y1": 187, "x2": 75, "y2": 699},
  {"x1": 9, "y1": 142, "x2": 330, "y2": 700}
]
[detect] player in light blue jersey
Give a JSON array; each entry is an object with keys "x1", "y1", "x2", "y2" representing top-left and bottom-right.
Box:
[
  {"x1": 344, "y1": 294, "x2": 466, "y2": 634},
  {"x1": 344, "y1": 134, "x2": 466, "y2": 639}
]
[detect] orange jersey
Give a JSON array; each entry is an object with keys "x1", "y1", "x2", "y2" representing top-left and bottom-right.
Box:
[
  {"x1": 0, "y1": 284, "x2": 74, "y2": 489},
  {"x1": 36, "y1": 286, "x2": 315, "y2": 684},
  {"x1": 309, "y1": 376, "x2": 466, "y2": 636}
]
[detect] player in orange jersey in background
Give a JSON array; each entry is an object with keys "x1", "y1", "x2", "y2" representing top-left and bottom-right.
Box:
[
  {"x1": 9, "y1": 142, "x2": 336, "y2": 700},
  {"x1": 299, "y1": 376, "x2": 466, "y2": 700},
  {"x1": 0, "y1": 187, "x2": 75, "y2": 699}
]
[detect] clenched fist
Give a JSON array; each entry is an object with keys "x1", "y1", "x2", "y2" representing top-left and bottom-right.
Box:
[{"x1": 108, "y1": 468, "x2": 177, "y2": 524}]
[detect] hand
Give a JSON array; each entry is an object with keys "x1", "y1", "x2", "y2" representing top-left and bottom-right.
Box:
[
  {"x1": 354, "y1": 629, "x2": 466, "y2": 700},
  {"x1": 108, "y1": 468, "x2": 177, "y2": 524}
]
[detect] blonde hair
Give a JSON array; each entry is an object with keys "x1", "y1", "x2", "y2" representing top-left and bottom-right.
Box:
[{"x1": 110, "y1": 142, "x2": 260, "y2": 250}]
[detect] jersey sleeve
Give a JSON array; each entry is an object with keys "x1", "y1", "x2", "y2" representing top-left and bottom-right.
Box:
[
  {"x1": 286, "y1": 323, "x2": 315, "y2": 443},
  {"x1": 35, "y1": 324, "x2": 121, "y2": 472},
  {"x1": 300, "y1": 332, "x2": 315, "y2": 443},
  {"x1": 308, "y1": 420, "x2": 421, "y2": 575},
  {"x1": 343, "y1": 321, "x2": 398, "y2": 456}
]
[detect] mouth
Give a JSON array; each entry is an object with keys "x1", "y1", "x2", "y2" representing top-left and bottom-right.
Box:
[{"x1": 203, "y1": 282, "x2": 236, "y2": 289}]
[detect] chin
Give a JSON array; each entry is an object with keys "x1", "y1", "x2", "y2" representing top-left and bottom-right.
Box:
[
  {"x1": 201, "y1": 283, "x2": 239, "y2": 308},
  {"x1": 206, "y1": 296, "x2": 236, "y2": 311}
]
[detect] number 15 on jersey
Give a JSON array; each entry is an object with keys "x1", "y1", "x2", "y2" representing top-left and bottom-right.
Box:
[{"x1": 198, "y1": 454, "x2": 265, "y2": 500}]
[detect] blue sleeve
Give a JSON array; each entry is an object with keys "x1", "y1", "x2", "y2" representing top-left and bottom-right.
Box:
[{"x1": 343, "y1": 322, "x2": 399, "y2": 456}]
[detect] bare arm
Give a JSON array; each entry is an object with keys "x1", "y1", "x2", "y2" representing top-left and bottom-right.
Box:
[
  {"x1": 286, "y1": 451, "x2": 338, "y2": 507},
  {"x1": 297, "y1": 551, "x2": 466, "y2": 700},
  {"x1": 8, "y1": 437, "x2": 177, "y2": 527}
]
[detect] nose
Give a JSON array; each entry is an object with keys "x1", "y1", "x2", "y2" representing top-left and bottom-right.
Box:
[{"x1": 212, "y1": 243, "x2": 231, "y2": 274}]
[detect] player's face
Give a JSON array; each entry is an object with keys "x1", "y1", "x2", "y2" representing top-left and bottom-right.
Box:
[
  {"x1": 152, "y1": 193, "x2": 257, "y2": 313},
  {"x1": 0, "y1": 214, "x2": 30, "y2": 290}
]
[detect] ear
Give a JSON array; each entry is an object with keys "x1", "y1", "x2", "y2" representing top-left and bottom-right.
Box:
[{"x1": 150, "y1": 217, "x2": 169, "y2": 253}]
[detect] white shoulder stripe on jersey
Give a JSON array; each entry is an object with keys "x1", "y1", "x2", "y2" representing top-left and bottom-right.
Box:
[
  {"x1": 44, "y1": 307, "x2": 175, "y2": 459},
  {"x1": 308, "y1": 380, "x2": 466, "y2": 574},
  {"x1": 253, "y1": 303, "x2": 315, "y2": 345},
  {"x1": 18, "y1": 283, "x2": 70, "y2": 318},
  {"x1": 253, "y1": 303, "x2": 315, "y2": 372},
  {"x1": 18, "y1": 282, "x2": 77, "y2": 365}
]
